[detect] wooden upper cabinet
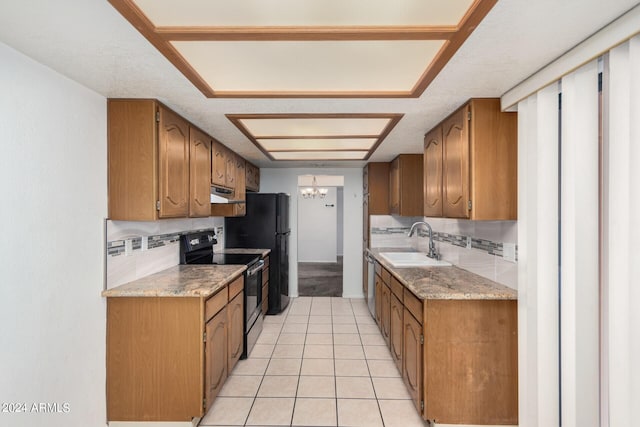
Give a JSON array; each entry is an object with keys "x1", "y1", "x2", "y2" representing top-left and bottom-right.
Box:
[
  {"x1": 233, "y1": 157, "x2": 246, "y2": 217},
  {"x1": 426, "y1": 98, "x2": 517, "y2": 220},
  {"x1": 225, "y1": 151, "x2": 236, "y2": 189},
  {"x1": 363, "y1": 163, "x2": 390, "y2": 214},
  {"x1": 389, "y1": 154, "x2": 423, "y2": 216},
  {"x1": 211, "y1": 140, "x2": 228, "y2": 188},
  {"x1": 423, "y1": 127, "x2": 443, "y2": 217},
  {"x1": 189, "y1": 126, "x2": 212, "y2": 218},
  {"x1": 108, "y1": 99, "x2": 195, "y2": 221},
  {"x1": 442, "y1": 106, "x2": 470, "y2": 219},
  {"x1": 245, "y1": 161, "x2": 260, "y2": 192},
  {"x1": 158, "y1": 106, "x2": 190, "y2": 218}
]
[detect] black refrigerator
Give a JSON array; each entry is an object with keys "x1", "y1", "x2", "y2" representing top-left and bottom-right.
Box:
[{"x1": 225, "y1": 193, "x2": 290, "y2": 314}]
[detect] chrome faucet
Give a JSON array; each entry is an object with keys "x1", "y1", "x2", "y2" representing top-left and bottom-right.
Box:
[{"x1": 408, "y1": 221, "x2": 439, "y2": 260}]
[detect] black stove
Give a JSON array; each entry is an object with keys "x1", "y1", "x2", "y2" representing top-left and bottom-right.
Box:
[{"x1": 180, "y1": 230, "x2": 264, "y2": 359}]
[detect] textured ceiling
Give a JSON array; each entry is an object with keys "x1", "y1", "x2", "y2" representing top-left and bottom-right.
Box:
[{"x1": 1, "y1": 0, "x2": 638, "y2": 168}]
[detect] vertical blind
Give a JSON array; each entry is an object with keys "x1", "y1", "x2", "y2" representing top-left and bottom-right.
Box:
[{"x1": 516, "y1": 33, "x2": 640, "y2": 426}]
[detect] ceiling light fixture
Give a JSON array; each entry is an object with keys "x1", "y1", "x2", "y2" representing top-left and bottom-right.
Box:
[{"x1": 300, "y1": 176, "x2": 328, "y2": 199}]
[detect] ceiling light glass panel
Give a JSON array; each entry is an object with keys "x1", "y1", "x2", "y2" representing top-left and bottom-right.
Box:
[
  {"x1": 171, "y1": 40, "x2": 444, "y2": 92},
  {"x1": 239, "y1": 117, "x2": 390, "y2": 137},
  {"x1": 271, "y1": 151, "x2": 368, "y2": 160},
  {"x1": 134, "y1": 0, "x2": 474, "y2": 27},
  {"x1": 259, "y1": 138, "x2": 377, "y2": 151}
]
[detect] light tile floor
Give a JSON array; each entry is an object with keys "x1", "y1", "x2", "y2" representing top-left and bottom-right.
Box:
[{"x1": 200, "y1": 296, "x2": 427, "y2": 427}]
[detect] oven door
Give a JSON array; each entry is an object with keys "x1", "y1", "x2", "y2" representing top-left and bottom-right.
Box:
[{"x1": 245, "y1": 260, "x2": 264, "y2": 330}]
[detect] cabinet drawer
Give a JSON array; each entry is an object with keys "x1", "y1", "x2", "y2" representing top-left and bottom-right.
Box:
[
  {"x1": 262, "y1": 267, "x2": 269, "y2": 286},
  {"x1": 403, "y1": 288, "x2": 423, "y2": 325},
  {"x1": 391, "y1": 276, "x2": 404, "y2": 300},
  {"x1": 381, "y1": 267, "x2": 391, "y2": 285},
  {"x1": 374, "y1": 261, "x2": 382, "y2": 276},
  {"x1": 228, "y1": 275, "x2": 244, "y2": 300},
  {"x1": 205, "y1": 287, "x2": 228, "y2": 322}
]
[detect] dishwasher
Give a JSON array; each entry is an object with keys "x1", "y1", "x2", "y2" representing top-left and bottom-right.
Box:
[{"x1": 366, "y1": 252, "x2": 376, "y2": 318}]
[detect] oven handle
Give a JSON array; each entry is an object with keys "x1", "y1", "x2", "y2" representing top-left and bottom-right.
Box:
[{"x1": 247, "y1": 260, "x2": 265, "y2": 276}]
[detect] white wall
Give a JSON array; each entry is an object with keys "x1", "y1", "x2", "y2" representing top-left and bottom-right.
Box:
[
  {"x1": 106, "y1": 217, "x2": 225, "y2": 289},
  {"x1": 260, "y1": 168, "x2": 363, "y2": 298},
  {"x1": 297, "y1": 187, "x2": 337, "y2": 262},
  {"x1": 0, "y1": 43, "x2": 107, "y2": 426}
]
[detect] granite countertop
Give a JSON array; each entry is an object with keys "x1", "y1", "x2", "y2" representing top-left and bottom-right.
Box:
[
  {"x1": 102, "y1": 264, "x2": 246, "y2": 298},
  {"x1": 368, "y1": 248, "x2": 517, "y2": 300},
  {"x1": 219, "y1": 248, "x2": 271, "y2": 257}
]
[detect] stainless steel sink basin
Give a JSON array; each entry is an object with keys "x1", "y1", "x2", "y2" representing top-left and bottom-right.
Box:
[{"x1": 378, "y1": 252, "x2": 452, "y2": 268}]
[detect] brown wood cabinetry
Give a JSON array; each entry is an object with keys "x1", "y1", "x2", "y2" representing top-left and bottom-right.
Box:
[
  {"x1": 424, "y1": 98, "x2": 517, "y2": 220},
  {"x1": 372, "y1": 260, "x2": 518, "y2": 425},
  {"x1": 108, "y1": 99, "x2": 197, "y2": 220},
  {"x1": 245, "y1": 161, "x2": 260, "y2": 192},
  {"x1": 390, "y1": 293, "x2": 404, "y2": 372},
  {"x1": 189, "y1": 126, "x2": 212, "y2": 218},
  {"x1": 227, "y1": 291, "x2": 243, "y2": 373},
  {"x1": 205, "y1": 306, "x2": 227, "y2": 410},
  {"x1": 374, "y1": 274, "x2": 382, "y2": 327},
  {"x1": 211, "y1": 155, "x2": 247, "y2": 217},
  {"x1": 423, "y1": 127, "x2": 443, "y2": 217},
  {"x1": 211, "y1": 139, "x2": 228, "y2": 189},
  {"x1": 381, "y1": 281, "x2": 391, "y2": 346},
  {"x1": 106, "y1": 275, "x2": 245, "y2": 422},
  {"x1": 389, "y1": 154, "x2": 423, "y2": 216},
  {"x1": 403, "y1": 306, "x2": 423, "y2": 412}
]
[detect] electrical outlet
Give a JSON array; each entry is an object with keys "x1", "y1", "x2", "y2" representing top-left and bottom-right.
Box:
[
  {"x1": 141, "y1": 236, "x2": 148, "y2": 251},
  {"x1": 503, "y1": 243, "x2": 517, "y2": 263},
  {"x1": 466, "y1": 236, "x2": 472, "y2": 249},
  {"x1": 124, "y1": 239, "x2": 133, "y2": 256}
]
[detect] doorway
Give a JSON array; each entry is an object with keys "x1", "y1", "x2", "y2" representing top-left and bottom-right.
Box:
[{"x1": 296, "y1": 175, "x2": 344, "y2": 297}]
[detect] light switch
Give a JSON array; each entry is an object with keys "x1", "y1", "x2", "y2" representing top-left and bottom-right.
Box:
[{"x1": 503, "y1": 243, "x2": 516, "y2": 263}]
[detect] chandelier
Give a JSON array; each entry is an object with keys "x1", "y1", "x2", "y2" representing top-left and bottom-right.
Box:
[{"x1": 300, "y1": 176, "x2": 328, "y2": 199}]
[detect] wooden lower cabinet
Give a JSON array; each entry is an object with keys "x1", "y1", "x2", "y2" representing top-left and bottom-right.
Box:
[
  {"x1": 403, "y1": 308, "x2": 423, "y2": 413},
  {"x1": 374, "y1": 274, "x2": 382, "y2": 326},
  {"x1": 373, "y1": 267, "x2": 518, "y2": 425},
  {"x1": 390, "y1": 293, "x2": 403, "y2": 372},
  {"x1": 106, "y1": 276, "x2": 245, "y2": 422},
  {"x1": 227, "y1": 291, "x2": 244, "y2": 373},
  {"x1": 205, "y1": 307, "x2": 227, "y2": 410},
  {"x1": 380, "y1": 282, "x2": 391, "y2": 346}
]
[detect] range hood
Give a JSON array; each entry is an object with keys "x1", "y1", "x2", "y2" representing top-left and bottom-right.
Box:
[{"x1": 210, "y1": 186, "x2": 245, "y2": 204}]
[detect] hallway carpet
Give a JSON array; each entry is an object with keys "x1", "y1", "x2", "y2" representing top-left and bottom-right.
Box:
[{"x1": 298, "y1": 256, "x2": 343, "y2": 297}]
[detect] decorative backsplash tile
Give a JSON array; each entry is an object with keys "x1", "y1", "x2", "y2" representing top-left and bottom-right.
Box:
[
  {"x1": 371, "y1": 227, "x2": 518, "y2": 260},
  {"x1": 107, "y1": 231, "x2": 196, "y2": 257}
]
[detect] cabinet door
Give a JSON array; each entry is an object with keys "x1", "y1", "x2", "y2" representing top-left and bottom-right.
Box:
[
  {"x1": 389, "y1": 157, "x2": 400, "y2": 214},
  {"x1": 205, "y1": 306, "x2": 228, "y2": 412},
  {"x1": 225, "y1": 151, "x2": 236, "y2": 189},
  {"x1": 189, "y1": 127, "x2": 212, "y2": 218},
  {"x1": 381, "y1": 283, "x2": 391, "y2": 346},
  {"x1": 390, "y1": 293, "x2": 404, "y2": 372},
  {"x1": 375, "y1": 275, "x2": 382, "y2": 327},
  {"x1": 424, "y1": 127, "x2": 443, "y2": 217},
  {"x1": 227, "y1": 291, "x2": 244, "y2": 373},
  {"x1": 233, "y1": 158, "x2": 246, "y2": 216},
  {"x1": 442, "y1": 105, "x2": 470, "y2": 218},
  {"x1": 211, "y1": 140, "x2": 227, "y2": 187},
  {"x1": 403, "y1": 308, "x2": 423, "y2": 415},
  {"x1": 158, "y1": 106, "x2": 190, "y2": 218}
]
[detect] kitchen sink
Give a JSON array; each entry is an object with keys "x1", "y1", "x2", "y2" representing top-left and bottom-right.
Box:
[{"x1": 378, "y1": 252, "x2": 452, "y2": 268}]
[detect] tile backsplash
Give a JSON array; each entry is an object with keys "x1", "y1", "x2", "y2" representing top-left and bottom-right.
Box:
[
  {"x1": 105, "y1": 216, "x2": 225, "y2": 289},
  {"x1": 370, "y1": 216, "x2": 518, "y2": 289}
]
